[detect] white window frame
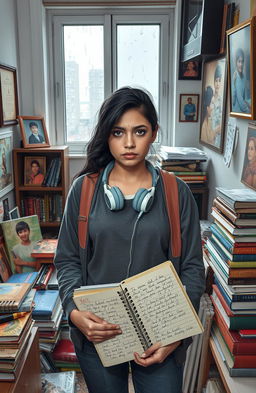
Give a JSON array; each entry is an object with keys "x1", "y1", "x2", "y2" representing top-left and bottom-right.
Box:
[{"x1": 47, "y1": 8, "x2": 174, "y2": 155}]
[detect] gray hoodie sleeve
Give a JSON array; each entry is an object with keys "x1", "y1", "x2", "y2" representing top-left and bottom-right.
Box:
[{"x1": 54, "y1": 176, "x2": 84, "y2": 319}]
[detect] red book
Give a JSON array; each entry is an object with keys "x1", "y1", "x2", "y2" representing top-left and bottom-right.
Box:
[
  {"x1": 52, "y1": 339, "x2": 78, "y2": 362},
  {"x1": 239, "y1": 329, "x2": 256, "y2": 338},
  {"x1": 232, "y1": 353, "x2": 256, "y2": 368},
  {"x1": 214, "y1": 305, "x2": 256, "y2": 355}
]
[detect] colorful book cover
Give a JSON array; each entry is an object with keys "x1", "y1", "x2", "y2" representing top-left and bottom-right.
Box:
[
  {"x1": 41, "y1": 371, "x2": 75, "y2": 393},
  {"x1": 0, "y1": 312, "x2": 30, "y2": 338},
  {"x1": 31, "y1": 239, "x2": 58, "y2": 258},
  {"x1": 32, "y1": 289, "x2": 59, "y2": 317},
  {"x1": 6, "y1": 271, "x2": 38, "y2": 284},
  {"x1": 0, "y1": 283, "x2": 31, "y2": 311}
]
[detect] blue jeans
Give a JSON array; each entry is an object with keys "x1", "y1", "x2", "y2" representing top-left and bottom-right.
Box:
[{"x1": 75, "y1": 339, "x2": 183, "y2": 393}]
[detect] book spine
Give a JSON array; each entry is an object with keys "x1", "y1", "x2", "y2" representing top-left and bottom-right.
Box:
[{"x1": 117, "y1": 289, "x2": 152, "y2": 351}]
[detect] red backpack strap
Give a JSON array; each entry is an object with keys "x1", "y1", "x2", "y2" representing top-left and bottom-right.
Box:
[
  {"x1": 78, "y1": 173, "x2": 99, "y2": 249},
  {"x1": 160, "y1": 169, "x2": 181, "y2": 258}
]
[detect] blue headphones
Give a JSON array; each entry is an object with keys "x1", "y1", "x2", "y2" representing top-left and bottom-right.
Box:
[{"x1": 102, "y1": 161, "x2": 158, "y2": 213}]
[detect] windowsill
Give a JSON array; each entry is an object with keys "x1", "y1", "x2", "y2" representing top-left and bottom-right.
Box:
[{"x1": 68, "y1": 153, "x2": 86, "y2": 159}]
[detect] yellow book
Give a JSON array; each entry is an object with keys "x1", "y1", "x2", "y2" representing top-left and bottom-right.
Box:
[
  {"x1": 73, "y1": 261, "x2": 203, "y2": 367},
  {"x1": 0, "y1": 283, "x2": 31, "y2": 312}
]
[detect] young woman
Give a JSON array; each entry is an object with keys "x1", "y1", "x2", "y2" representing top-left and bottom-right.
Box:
[
  {"x1": 232, "y1": 48, "x2": 251, "y2": 114},
  {"x1": 242, "y1": 136, "x2": 256, "y2": 189},
  {"x1": 54, "y1": 87, "x2": 205, "y2": 393},
  {"x1": 28, "y1": 160, "x2": 45, "y2": 185}
]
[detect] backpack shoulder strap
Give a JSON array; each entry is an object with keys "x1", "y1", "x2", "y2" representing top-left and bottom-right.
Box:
[
  {"x1": 160, "y1": 169, "x2": 181, "y2": 258},
  {"x1": 78, "y1": 173, "x2": 100, "y2": 249}
]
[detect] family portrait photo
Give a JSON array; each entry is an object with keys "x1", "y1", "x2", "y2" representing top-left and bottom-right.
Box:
[
  {"x1": 227, "y1": 17, "x2": 256, "y2": 119},
  {"x1": 1, "y1": 215, "x2": 42, "y2": 273},
  {"x1": 24, "y1": 156, "x2": 46, "y2": 186},
  {"x1": 0, "y1": 131, "x2": 13, "y2": 198},
  {"x1": 241, "y1": 123, "x2": 256, "y2": 191},
  {"x1": 199, "y1": 56, "x2": 227, "y2": 153},
  {"x1": 18, "y1": 116, "x2": 50, "y2": 148},
  {"x1": 179, "y1": 94, "x2": 199, "y2": 122}
]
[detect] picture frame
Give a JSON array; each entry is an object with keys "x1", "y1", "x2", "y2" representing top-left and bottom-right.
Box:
[
  {"x1": 199, "y1": 56, "x2": 227, "y2": 153},
  {"x1": 241, "y1": 123, "x2": 256, "y2": 191},
  {"x1": 179, "y1": 94, "x2": 199, "y2": 122},
  {"x1": 1, "y1": 215, "x2": 42, "y2": 273},
  {"x1": 24, "y1": 156, "x2": 46, "y2": 186},
  {"x1": 0, "y1": 130, "x2": 14, "y2": 198},
  {"x1": 178, "y1": 60, "x2": 202, "y2": 81},
  {"x1": 9, "y1": 206, "x2": 20, "y2": 220},
  {"x1": 17, "y1": 116, "x2": 50, "y2": 148},
  {"x1": 0, "y1": 63, "x2": 19, "y2": 127},
  {"x1": 227, "y1": 16, "x2": 256, "y2": 119},
  {"x1": 0, "y1": 244, "x2": 12, "y2": 282}
]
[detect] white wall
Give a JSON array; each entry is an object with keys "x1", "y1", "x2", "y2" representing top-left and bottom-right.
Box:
[{"x1": 0, "y1": 0, "x2": 19, "y2": 208}]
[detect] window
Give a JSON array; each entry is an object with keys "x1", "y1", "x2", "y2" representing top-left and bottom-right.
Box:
[{"x1": 49, "y1": 9, "x2": 173, "y2": 154}]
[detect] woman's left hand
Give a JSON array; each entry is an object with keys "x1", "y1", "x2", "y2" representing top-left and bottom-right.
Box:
[{"x1": 134, "y1": 340, "x2": 181, "y2": 367}]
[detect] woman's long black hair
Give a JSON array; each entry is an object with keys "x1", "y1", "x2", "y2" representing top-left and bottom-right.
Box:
[{"x1": 75, "y1": 87, "x2": 158, "y2": 178}]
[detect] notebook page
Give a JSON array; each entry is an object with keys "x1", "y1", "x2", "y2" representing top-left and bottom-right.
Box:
[{"x1": 121, "y1": 262, "x2": 203, "y2": 346}]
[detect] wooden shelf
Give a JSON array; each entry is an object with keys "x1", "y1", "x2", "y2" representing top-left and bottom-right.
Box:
[{"x1": 209, "y1": 337, "x2": 256, "y2": 393}]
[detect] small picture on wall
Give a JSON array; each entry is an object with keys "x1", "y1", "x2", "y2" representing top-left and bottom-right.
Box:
[
  {"x1": 179, "y1": 94, "x2": 199, "y2": 122},
  {"x1": 241, "y1": 123, "x2": 256, "y2": 191},
  {"x1": 24, "y1": 156, "x2": 46, "y2": 186},
  {"x1": 179, "y1": 60, "x2": 202, "y2": 80}
]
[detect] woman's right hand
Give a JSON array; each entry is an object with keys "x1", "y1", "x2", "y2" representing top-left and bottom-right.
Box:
[{"x1": 70, "y1": 309, "x2": 122, "y2": 343}]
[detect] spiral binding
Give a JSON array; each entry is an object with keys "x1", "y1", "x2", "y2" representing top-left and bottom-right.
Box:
[{"x1": 117, "y1": 288, "x2": 152, "y2": 351}]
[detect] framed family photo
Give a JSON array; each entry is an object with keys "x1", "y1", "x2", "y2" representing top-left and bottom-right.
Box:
[
  {"x1": 179, "y1": 60, "x2": 202, "y2": 81},
  {"x1": 179, "y1": 94, "x2": 199, "y2": 122},
  {"x1": 0, "y1": 64, "x2": 19, "y2": 127},
  {"x1": 24, "y1": 156, "x2": 46, "y2": 186},
  {"x1": 227, "y1": 16, "x2": 256, "y2": 119},
  {"x1": 18, "y1": 116, "x2": 50, "y2": 148},
  {"x1": 0, "y1": 130, "x2": 14, "y2": 198},
  {"x1": 241, "y1": 123, "x2": 256, "y2": 191},
  {"x1": 199, "y1": 56, "x2": 227, "y2": 153}
]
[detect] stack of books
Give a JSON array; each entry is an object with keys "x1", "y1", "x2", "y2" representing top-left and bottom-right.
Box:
[
  {"x1": 52, "y1": 331, "x2": 81, "y2": 372},
  {"x1": 32, "y1": 289, "x2": 63, "y2": 366},
  {"x1": 204, "y1": 187, "x2": 256, "y2": 377},
  {"x1": 155, "y1": 146, "x2": 208, "y2": 184},
  {"x1": 21, "y1": 194, "x2": 63, "y2": 222}
]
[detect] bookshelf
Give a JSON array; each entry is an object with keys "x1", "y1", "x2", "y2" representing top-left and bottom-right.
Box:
[
  {"x1": 13, "y1": 146, "x2": 69, "y2": 235},
  {"x1": 189, "y1": 184, "x2": 209, "y2": 219},
  {"x1": 202, "y1": 337, "x2": 256, "y2": 393}
]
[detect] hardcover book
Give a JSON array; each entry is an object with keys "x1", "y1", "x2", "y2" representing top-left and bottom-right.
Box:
[
  {"x1": 216, "y1": 188, "x2": 256, "y2": 209},
  {"x1": 32, "y1": 289, "x2": 60, "y2": 319},
  {"x1": 73, "y1": 261, "x2": 203, "y2": 367},
  {"x1": 6, "y1": 271, "x2": 38, "y2": 285},
  {"x1": 31, "y1": 238, "x2": 58, "y2": 258},
  {"x1": 211, "y1": 208, "x2": 256, "y2": 236},
  {"x1": 0, "y1": 282, "x2": 31, "y2": 312}
]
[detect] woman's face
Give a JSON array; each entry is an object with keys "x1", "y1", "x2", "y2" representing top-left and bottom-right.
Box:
[
  {"x1": 31, "y1": 163, "x2": 39, "y2": 175},
  {"x1": 108, "y1": 108, "x2": 157, "y2": 168},
  {"x1": 214, "y1": 77, "x2": 221, "y2": 94},
  {"x1": 248, "y1": 140, "x2": 256, "y2": 162},
  {"x1": 236, "y1": 56, "x2": 244, "y2": 74}
]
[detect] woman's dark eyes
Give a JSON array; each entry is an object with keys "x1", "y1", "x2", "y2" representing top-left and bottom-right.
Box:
[{"x1": 111, "y1": 129, "x2": 147, "y2": 137}]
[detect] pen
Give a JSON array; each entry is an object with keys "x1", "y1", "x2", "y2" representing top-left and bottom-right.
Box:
[{"x1": 0, "y1": 312, "x2": 27, "y2": 324}]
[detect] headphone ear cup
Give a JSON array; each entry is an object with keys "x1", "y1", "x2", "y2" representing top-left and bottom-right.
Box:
[
  {"x1": 104, "y1": 185, "x2": 124, "y2": 211},
  {"x1": 132, "y1": 188, "x2": 149, "y2": 212}
]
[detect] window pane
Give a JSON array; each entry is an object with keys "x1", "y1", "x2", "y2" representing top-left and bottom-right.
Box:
[
  {"x1": 117, "y1": 25, "x2": 160, "y2": 110},
  {"x1": 64, "y1": 26, "x2": 104, "y2": 142}
]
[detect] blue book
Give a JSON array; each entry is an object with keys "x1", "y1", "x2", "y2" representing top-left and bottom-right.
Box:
[
  {"x1": 210, "y1": 223, "x2": 234, "y2": 253},
  {"x1": 32, "y1": 289, "x2": 60, "y2": 319},
  {"x1": 214, "y1": 276, "x2": 256, "y2": 309},
  {"x1": 7, "y1": 272, "x2": 38, "y2": 285}
]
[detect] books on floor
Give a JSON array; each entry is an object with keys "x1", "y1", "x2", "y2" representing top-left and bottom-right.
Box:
[{"x1": 41, "y1": 371, "x2": 76, "y2": 393}]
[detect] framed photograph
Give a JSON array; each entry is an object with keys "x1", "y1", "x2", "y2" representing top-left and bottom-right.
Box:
[
  {"x1": 0, "y1": 130, "x2": 14, "y2": 198},
  {"x1": 199, "y1": 56, "x2": 227, "y2": 153},
  {"x1": 179, "y1": 94, "x2": 199, "y2": 122},
  {"x1": 241, "y1": 123, "x2": 256, "y2": 191},
  {"x1": 179, "y1": 60, "x2": 202, "y2": 81},
  {"x1": 24, "y1": 156, "x2": 46, "y2": 186},
  {"x1": 1, "y1": 215, "x2": 42, "y2": 273},
  {"x1": 0, "y1": 245, "x2": 12, "y2": 282},
  {"x1": 0, "y1": 64, "x2": 19, "y2": 127},
  {"x1": 227, "y1": 16, "x2": 256, "y2": 119},
  {"x1": 17, "y1": 116, "x2": 50, "y2": 148},
  {"x1": 9, "y1": 206, "x2": 20, "y2": 220}
]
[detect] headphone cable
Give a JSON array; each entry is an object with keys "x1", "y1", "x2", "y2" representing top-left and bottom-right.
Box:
[{"x1": 126, "y1": 211, "x2": 144, "y2": 278}]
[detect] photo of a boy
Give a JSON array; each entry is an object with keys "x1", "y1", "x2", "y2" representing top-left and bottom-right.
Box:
[
  {"x1": 28, "y1": 121, "x2": 45, "y2": 144},
  {"x1": 12, "y1": 221, "x2": 37, "y2": 273}
]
